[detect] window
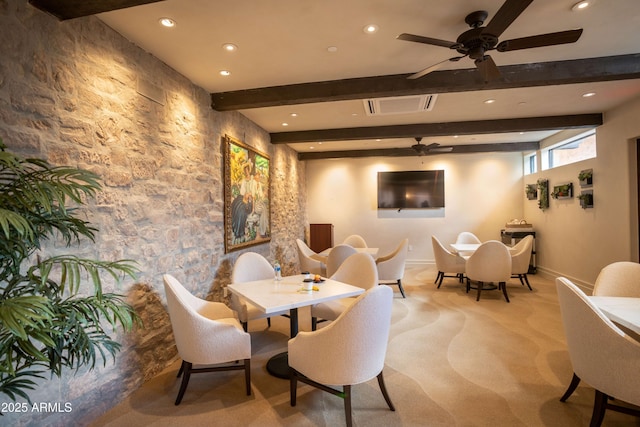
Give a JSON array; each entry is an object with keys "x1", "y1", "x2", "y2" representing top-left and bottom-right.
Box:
[
  {"x1": 524, "y1": 153, "x2": 537, "y2": 175},
  {"x1": 545, "y1": 130, "x2": 596, "y2": 169}
]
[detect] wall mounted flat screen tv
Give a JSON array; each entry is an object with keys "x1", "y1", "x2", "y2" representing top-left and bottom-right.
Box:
[{"x1": 377, "y1": 170, "x2": 445, "y2": 209}]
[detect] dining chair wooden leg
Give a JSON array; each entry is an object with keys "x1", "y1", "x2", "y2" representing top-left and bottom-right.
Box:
[
  {"x1": 591, "y1": 390, "x2": 608, "y2": 427},
  {"x1": 377, "y1": 372, "x2": 396, "y2": 411},
  {"x1": 500, "y1": 281, "x2": 510, "y2": 303},
  {"x1": 289, "y1": 368, "x2": 298, "y2": 406},
  {"x1": 476, "y1": 281, "x2": 483, "y2": 301},
  {"x1": 244, "y1": 359, "x2": 251, "y2": 396},
  {"x1": 344, "y1": 385, "x2": 353, "y2": 427},
  {"x1": 396, "y1": 279, "x2": 406, "y2": 298},
  {"x1": 177, "y1": 360, "x2": 185, "y2": 378},
  {"x1": 311, "y1": 316, "x2": 318, "y2": 331},
  {"x1": 560, "y1": 372, "x2": 581, "y2": 402},
  {"x1": 175, "y1": 361, "x2": 192, "y2": 405},
  {"x1": 435, "y1": 271, "x2": 442, "y2": 285},
  {"x1": 523, "y1": 274, "x2": 532, "y2": 290}
]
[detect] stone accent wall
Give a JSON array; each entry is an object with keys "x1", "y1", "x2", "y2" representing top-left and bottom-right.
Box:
[{"x1": 0, "y1": 1, "x2": 307, "y2": 425}]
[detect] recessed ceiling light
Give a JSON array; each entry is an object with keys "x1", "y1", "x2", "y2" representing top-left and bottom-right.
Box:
[
  {"x1": 282, "y1": 122, "x2": 289, "y2": 127},
  {"x1": 571, "y1": 1, "x2": 592, "y2": 11},
  {"x1": 363, "y1": 24, "x2": 379, "y2": 34},
  {"x1": 484, "y1": 99, "x2": 496, "y2": 104},
  {"x1": 327, "y1": 46, "x2": 338, "y2": 53},
  {"x1": 219, "y1": 70, "x2": 231, "y2": 76},
  {"x1": 583, "y1": 92, "x2": 596, "y2": 97},
  {"x1": 290, "y1": 113, "x2": 298, "y2": 117},
  {"x1": 159, "y1": 17, "x2": 176, "y2": 27},
  {"x1": 222, "y1": 43, "x2": 237, "y2": 52}
]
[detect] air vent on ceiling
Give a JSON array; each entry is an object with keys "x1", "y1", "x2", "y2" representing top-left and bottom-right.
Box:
[{"x1": 364, "y1": 94, "x2": 437, "y2": 116}]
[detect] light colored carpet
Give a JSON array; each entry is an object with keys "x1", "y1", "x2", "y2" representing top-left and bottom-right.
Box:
[{"x1": 91, "y1": 267, "x2": 640, "y2": 426}]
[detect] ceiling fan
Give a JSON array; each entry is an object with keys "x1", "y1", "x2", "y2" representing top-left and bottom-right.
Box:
[
  {"x1": 411, "y1": 137, "x2": 453, "y2": 155},
  {"x1": 397, "y1": 0, "x2": 583, "y2": 82}
]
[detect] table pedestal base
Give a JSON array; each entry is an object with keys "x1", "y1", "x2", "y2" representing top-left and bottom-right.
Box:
[{"x1": 266, "y1": 352, "x2": 290, "y2": 379}]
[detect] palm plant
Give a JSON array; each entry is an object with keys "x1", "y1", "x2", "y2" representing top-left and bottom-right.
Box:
[{"x1": 0, "y1": 138, "x2": 140, "y2": 406}]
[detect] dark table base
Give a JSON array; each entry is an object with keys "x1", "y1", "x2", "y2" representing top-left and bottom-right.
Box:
[{"x1": 266, "y1": 352, "x2": 290, "y2": 379}]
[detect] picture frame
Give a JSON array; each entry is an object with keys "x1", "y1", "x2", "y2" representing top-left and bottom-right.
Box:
[
  {"x1": 552, "y1": 182, "x2": 573, "y2": 199},
  {"x1": 223, "y1": 134, "x2": 271, "y2": 253}
]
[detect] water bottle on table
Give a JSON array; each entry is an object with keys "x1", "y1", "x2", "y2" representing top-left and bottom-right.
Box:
[{"x1": 274, "y1": 260, "x2": 282, "y2": 281}]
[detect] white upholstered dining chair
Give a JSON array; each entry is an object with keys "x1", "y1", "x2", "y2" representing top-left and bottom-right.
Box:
[
  {"x1": 163, "y1": 274, "x2": 251, "y2": 405},
  {"x1": 376, "y1": 238, "x2": 409, "y2": 298},
  {"x1": 342, "y1": 234, "x2": 368, "y2": 248},
  {"x1": 289, "y1": 285, "x2": 396, "y2": 427},
  {"x1": 296, "y1": 238, "x2": 325, "y2": 276},
  {"x1": 310, "y1": 252, "x2": 378, "y2": 330},
  {"x1": 325, "y1": 244, "x2": 358, "y2": 277},
  {"x1": 231, "y1": 252, "x2": 289, "y2": 331},
  {"x1": 556, "y1": 277, "x2": 640, "y2": 426},
  {"x1": 455, "y1": 231, "x2": 482, "y2": 257},
  {"x1": 593, "y1": 261, "x2": 640, "y2": 297},
  {"x1": 465, "y1": 240, "x2": 512, "y2": 302},
  {"x1": 432, "y1": 235, "x2": 466, "y2": 288},
  {"x1": 510, "y1": 235, "x2": 534, "y2": 290}
]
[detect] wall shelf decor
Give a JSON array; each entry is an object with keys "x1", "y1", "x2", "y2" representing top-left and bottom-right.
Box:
[
  {"x1": 525, "y1": 184, "x2": 537, "y2": 200},
  {"x1": 578, "y1": 169, "x2": 593, "y2": 187},
  {"x1": 537, "y1": 179, "x2": 549, "y2": 210},
  {"x1": 578, "y1": 190, "x2": 594, "y2": 209},
  {"x1": 551, "y1": 182, "x2": 573, "y2": 199}
]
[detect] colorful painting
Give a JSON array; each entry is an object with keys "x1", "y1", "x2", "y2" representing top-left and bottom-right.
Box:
[{"x1": 223, "y1": 135, "x2": 271, "y2": 253}]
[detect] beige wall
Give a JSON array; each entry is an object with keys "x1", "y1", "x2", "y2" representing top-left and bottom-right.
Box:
[
  {"x1": 525, "y1": 95, "x2": 640, "y2": 288},
  {"x1": 306, "y1": 152, "x2": 525, "y2": 262},
  {"x1": 0, "y1": 2, "x2": 306, "y2": 426}
]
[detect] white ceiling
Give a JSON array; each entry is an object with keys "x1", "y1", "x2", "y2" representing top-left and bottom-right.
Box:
[{"x1": 97, "y1": 0, "x2": 640, "y2": 154}]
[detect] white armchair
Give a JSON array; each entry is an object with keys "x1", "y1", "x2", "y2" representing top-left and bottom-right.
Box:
[
  {"x1": 289, "y1": 285, "x2": 396, "y2": 427},
  {"x1": 465, "y1": 240, "x2": 512, "y2": 302},
  {"x1": 296, "y1": 238, "x2": 325, "y2": 276},
  {"x1": 455, "y1": 231, "x2": 482, "y2": 257},
  {"x1": 231, "y1": 252, "x2": 289, "y2": 331},
  {"x1": 326, "y1": 244, "x2": 357, "y2": 277},
  {"x1": 163, "y1": 274, "x2": 251, "y2": 405},
  {"x1": 556, "y1": 277, "x2": 640, "y2": 426},
  {"x1": 510, "y1": 235, "x2": 534, "y2": 290},
  {"x1": 342, "y1": 234, "x2": 368, "y2": 248},
  {"x1": 593, "y1": 261, "x2": 640, "y2": 297},
  {"x1": 311, "y1": 252, "x2": 378, "y2": 330},
  {"x1": 376, "y1": 238, "x2": 409, "y2": 298},
  {"x1": 432, "y1": 235, "x2": 466, "y2": 288}
]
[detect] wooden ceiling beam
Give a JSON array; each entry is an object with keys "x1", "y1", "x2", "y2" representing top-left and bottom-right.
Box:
[
  {"x1": 271, "y1": 114, "x2": 602, "y2": 144},
  {"x1": 298, "y1": 142, "x2": 540, "y2": 160},
  {"x1": 211, "y1": 54, "x2": 640, "y2": 111},
  {"x1": 28, "y1": 0, "x2": 164, "y2": 20}
]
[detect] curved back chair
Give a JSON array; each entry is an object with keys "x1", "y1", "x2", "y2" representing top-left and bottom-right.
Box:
[
  {"x1": 289, "y1": 285, "x2": 395, "y2": 427},
  {"x1": 510, "y1": 235, "x2": 534, "y2": 290},
  {"x1": 376, "y1": 238, "x2": 409, "y2": 298},
  {"x1": 231, "y1": 252, "x2": 289, "y2": 331},
  {"x1": 296, "y1": 238, "x2": 325, "y2": 276},
  {"x1": 465, "y1": 240, "x2": 512, "y2": 302},
  {"x1": 310, "y1": 252, "x2": 378, "y2": 330},
  {"x1": 163, "y1": 274, "x2": 251, "y2": 405},
  {"x1": 455, "y1": 232, "x2": 482, "y2": 257},
  {"x1": 593, "y1": 261, "x2": 640, "y2": 297},
  {"x1": 326, "y1": 244, "x2": 358, "y2": 277},
  {"x1": 432, "y1": 235, "x2": 466, "y2": 288},
  {"x1": 556, "y1": 277, "x2": 640, "y2": 426},
  {"x1": 342, "y1": 234, "x2": 368, "y2": 248}
]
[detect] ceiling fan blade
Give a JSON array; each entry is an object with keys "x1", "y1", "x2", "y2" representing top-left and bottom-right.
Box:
[
  {"x1": 429, "y1": 146, "x2": 454, "y2": 153},
  {"x1": 496, "y1": 29, "x2": 583, "y2": 52},
  {"x1": 475, "y1": 55, "x2": 502, "y2": 82},
  {"x1": 397, "y1": 33, "x2": 460, "y2": 49},
  {"x1": 482, "y1": 0, "x2": 533, "y2": 38},
  {"x1": 407, "y1": 56, "x2": 465, "y2": 80}
]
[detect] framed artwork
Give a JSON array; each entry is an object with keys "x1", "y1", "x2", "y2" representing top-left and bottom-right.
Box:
[
  {"x1": 552, "y1": 182, "x2": 573, "y2": 199},
  {"x1": 223, "y1": 134, "x2": 271, "y2": 253}
]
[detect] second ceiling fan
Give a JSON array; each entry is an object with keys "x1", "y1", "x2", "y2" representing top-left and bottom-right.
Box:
[{"x1": 397, "y1": 0, "x2": 583, "y2": 82}]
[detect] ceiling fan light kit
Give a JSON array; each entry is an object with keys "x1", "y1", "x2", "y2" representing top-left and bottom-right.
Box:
[{"x1": 398, "y1": 0, "x2": 583, "y2": 82}]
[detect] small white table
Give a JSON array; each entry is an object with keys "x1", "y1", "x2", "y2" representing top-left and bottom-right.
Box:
[
  {"x1": 590, "y1": 296, "x2": 640, "y2": 336},
  {"x1": 228, "y1": 274, "x2": 364, "y2": 378},
  {"x1": 449, "y1": 243, "x2": 481, "y2": 254}
]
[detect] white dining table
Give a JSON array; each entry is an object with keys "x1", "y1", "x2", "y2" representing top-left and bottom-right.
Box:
[
  {"x1": 590, "y1": 296, "x2": 640, "y2": 337},
  {"x1": 228, "y1": 274, "x2": 365, "y2": 378},
  {"x1": 450, "y1": 242, "x2": 518, "y2": 258}
]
